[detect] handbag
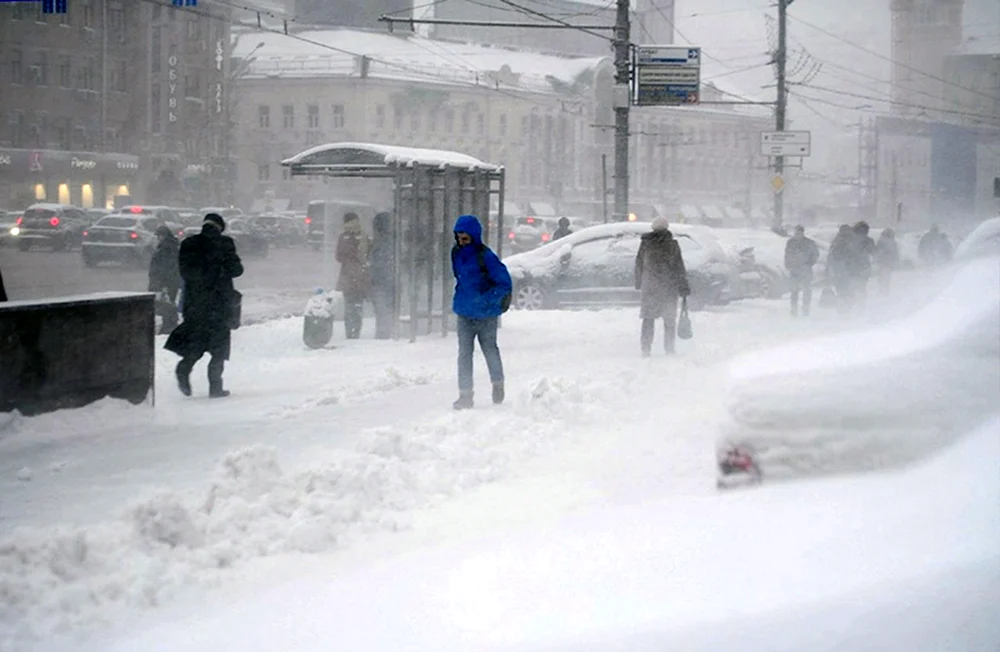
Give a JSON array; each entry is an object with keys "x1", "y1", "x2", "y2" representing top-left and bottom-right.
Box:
[
  {"x1": 228, "y1": 289, "x2": 242, "y2": 330},
  {"x1": 677, "y1": 297, "x2": 693, "y2": 340}
]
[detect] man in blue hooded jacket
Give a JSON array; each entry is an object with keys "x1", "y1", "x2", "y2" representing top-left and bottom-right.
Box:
[{"x1": 451, "y1": 214, "x2": 513, "y2": 410}]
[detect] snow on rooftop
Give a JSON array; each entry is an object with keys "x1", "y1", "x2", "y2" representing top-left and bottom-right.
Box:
[
  {"x1": 233, "y1": 28, "x2": 609, "y2": 96},
  {"x1": 281, "y1": 142, "x2": 503, "y2": 171}
]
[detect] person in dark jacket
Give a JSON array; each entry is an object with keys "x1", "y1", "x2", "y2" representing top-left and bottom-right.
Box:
[
  {"x1": 164, "y1": 213, "x2": 244, "y2": 398},
  {"x1": 552, "y1": 217, "x2": 573, "y2": 241},
  {"x1": 370, "y1": 211, "x2": 395, "y2": 340},
  {"x1": 148, "y1": 225, "x2": 182, "y2": 334},
  {"x1": 826, "y1": 224, "x2": 853, "y2": 312},
  {"x1": 918, "y1": 224, "x2": 953, "y2": 266},
  {"x1": 846, "y1": 220, "x2": 876, "y2": 310},
  {"x1": 874, "y1": 228, "x2": 900, "y2": 296},
  {"x1": 336, "y1": 212, "x2": 371, "y2": 340},
  {"x1": 783, "y1": 225, "x2": 820, "y2": 317},
  {"x1": 451, "y1": 214, "x2": 513, "y2": 410},
  {"x1": 635, "y1": 218, "x2": 691, "y2": 356}
]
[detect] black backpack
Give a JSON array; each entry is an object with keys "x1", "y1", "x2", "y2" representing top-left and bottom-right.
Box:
[{"x1": 452, "y1": 244, "x2": 512, "y2": 313}]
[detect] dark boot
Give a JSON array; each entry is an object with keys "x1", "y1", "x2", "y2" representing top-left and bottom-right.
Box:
[
  {"x1": 209, "y1": 381, "x2": 230, "y2": 399},
  {"x1": 492, "y1": 382, "x2": 505, "y2": 405},
  {"x1": 176, "y1": 360, "x2": 193, "y2": 397},
  {"x1": 208, "y1": 355, "x2": 228, "y2": 398},
  {"x1": 453, "y1": 392, "x2": 474, "y2": 410}
]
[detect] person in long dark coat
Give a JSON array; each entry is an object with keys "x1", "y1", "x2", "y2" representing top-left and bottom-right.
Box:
[
  {"x1": 165, "y1": 213, "x2": 244, "y2": 398},
  {"x1": 874, "y1": 228, "x2": 900, "y2": 296},
  {"x1": 826, "y1": 224, "x2": 853, "y2": 312},
  {"x1": 336, "y1": 212, "x2": 371, "y2": 340},
  {"x1": 784, "y1": 225, "x2": 820, "y2": 317},
  {"x1": 635, "y1": 217, "x2": 691, "y2": 357},
  {"x1": 148, "y1": 225, "x2": 182, "y2": 334},
  {"x1": 845, "y1": 220, "x2": 876, "y2": 310},
  {"x1": 369, "y1": 211, "x2": 395, "y2": 340}
]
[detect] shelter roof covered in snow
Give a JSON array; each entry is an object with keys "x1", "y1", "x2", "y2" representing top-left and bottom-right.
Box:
[
  {"x1": 281, "y1": 142, "x2": 503, "y2": 174},
  {"x1": 233, "y1": 28, "x2": 611, "y2": 97}
]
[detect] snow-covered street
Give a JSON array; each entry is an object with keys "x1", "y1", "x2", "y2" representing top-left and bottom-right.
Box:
[{"x1": 0, "y1": 268, "x2": 989, "y2": 651}]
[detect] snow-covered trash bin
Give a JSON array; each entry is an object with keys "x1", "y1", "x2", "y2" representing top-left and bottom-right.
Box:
[
  {"x1": 303, "y1": 289, "x2": 344, "y2": 349},
  {"x1": 716, "y1": 254, "x2": 1000, "y2": 488}
]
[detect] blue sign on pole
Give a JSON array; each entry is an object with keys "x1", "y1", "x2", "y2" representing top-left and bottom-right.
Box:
[{"x1": 632, "y1": 45, "x2": 702, "y2": 107}]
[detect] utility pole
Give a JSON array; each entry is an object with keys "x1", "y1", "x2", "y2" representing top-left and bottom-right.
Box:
[
  {"x1": 613, "y1": 0, "x2": 631, "y2": 222},
  {"x1": 773, "y1": 0, "x2": 792, "y2": 231}
]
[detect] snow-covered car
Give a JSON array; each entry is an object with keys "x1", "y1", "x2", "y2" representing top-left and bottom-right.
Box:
[
  {"x1": 503, "y1": 222, "x2": 736, "y2": 311},
  {"x1": 716, "y1": 254, "x2": 1000, "y2": 488},
  {"x1": 954, "y1": 217, "x2": 1000, "y2": 261},
  {"x1": 505, "y1": 216, "x2": 551, "y2": 254},
  {"x1": 709, "y1": 227, "x2": 821, "y2": 299}
]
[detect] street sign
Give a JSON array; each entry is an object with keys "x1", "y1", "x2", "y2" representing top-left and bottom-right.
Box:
[
  {"x1": 770, "y1": 175, "x2": 786, "y2": 194},
  {"x1": 632, "y1": 45, "x2": 701, "y2": 107},
  {"x1": 760, "y1": 131, "x2": 811, "y2": 157}
]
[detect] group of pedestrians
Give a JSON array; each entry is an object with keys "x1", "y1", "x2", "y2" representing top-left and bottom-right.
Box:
[
  {"x1": 783, "y1": 222, "x2": 953, "y2": 316},
  {"x1": 328, "y1": 211, "x2": 397, "y2": 341}
]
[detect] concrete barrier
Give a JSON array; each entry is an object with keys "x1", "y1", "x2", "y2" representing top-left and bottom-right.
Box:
[{"x1": 0, "y1": 292, "x2": 155, "y2": 416}]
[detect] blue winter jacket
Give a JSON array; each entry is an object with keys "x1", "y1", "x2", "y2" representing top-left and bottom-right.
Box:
[{"x1": 451, "y1": 215, "x2": 513, "y2": 320}]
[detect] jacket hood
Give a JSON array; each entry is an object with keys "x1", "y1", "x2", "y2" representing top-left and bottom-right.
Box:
[
  {"x1": 454, "y1": 214, "x2": 483, "y2": 244},
  {"x1": 373, "y1": 211, "x2": 392, "y2": 236}
]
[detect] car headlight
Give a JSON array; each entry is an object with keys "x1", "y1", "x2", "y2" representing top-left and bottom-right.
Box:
[{"x1": 10, "y1": 227, "x2": 19, "y2": 236}]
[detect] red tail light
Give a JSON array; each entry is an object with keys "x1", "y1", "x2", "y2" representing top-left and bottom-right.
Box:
[
  {"x1": 129, "y1": 206, "x2": 143, "y2": 213},
  {"x1": 304, "y1": 217, "x2": 312, "y2": 224},
  {"x1": 16, "y1": 216, "x2": 22, "y2": 225},
  {"x1": 541, "y1": 232, "x2": 551, "y2": 242},
  {"x1": 50, "y1": 217, "x2": 60, "y2": 226},
  {"x1": 129, "y1": 231, "x2": 139, "y2": 240},
  {"x1": 526, "y1": 217, "x2": 535, "y2": 224},
  {"x1": 508, "y1": 231, "x2": 515, "y2": 240},
  {"x1": 82, "y1": 230, "x2": 89, "y2": 237}
]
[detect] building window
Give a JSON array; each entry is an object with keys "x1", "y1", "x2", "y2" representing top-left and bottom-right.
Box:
[
  {"x1": 461, "y1": 108, "x2": 470, "y2": 134},
  {"x1": 187, "y1": 19, "x2": 201, "y2": 40},
  {"x1": 307, "y1": 104, "x2": 320, "y2": 129},
  {"x1": 59, "y1": 5, "x2": 70, "y2": 25},
  {"x1": 375, "y1": 104, "x2": 385, "y2": 129},
  {"x1": 35, "y1": 1, "x2": 48, "y2": 22},
  {"x1": 151, "y1": 27, "x2": 162, "y2": 73},
  {"x1": 184, "y1": 72, "x2": 200, "y2": 97},
  {"x1": 79, "y1": 57, "x2": 96, "y2": 90},
  {"x1": 58, "y1": 55, "x2": 71, "y2": 87},
  {"x1": 477, "y1": 113, "x2": 485, "y2": 135},
  {"x1": 257, "y1": 163, "x2": 270, "y2": 181},
  {"x1": 32, "y1": 113, "x2": 47, "y2": 147},
  {"x1": 55, "y1": 118, "x2": 71, "y2": 150},
  {"x1": 82, "y1": 0, "x2": 94, "y2": 28},
  {"x1": 499, "y1": 114, "x2": 507, "y2": 137},
  {"x1": 32, "y1": 52, "x2": 48, "y2": 86},
  {"x1": 108, "y1": 7, "x2": 125, "y2": 43},
  {"x1": 394, "y1": 107, "x2": 403, "y2": 130},
  {"x1": 282, "y1": 105, "x2": 294, "y2": 129},
  {"x1": 331, "y1": 104, "x2": 345, "y2": 129},
  {"x1": 152, "y1": 2, "x2": 161, "y2": 20},
  {"x1": 10, "y1": 49, "x2": 23, "y2": 85},
  {"x1": 258, "y1": 105, "x2": 270, "y2": 128},
  {"x1": 410, "y1": 110, "x2": 420, "y2": 132},
  {"x1": 445, "y1": 107, "x2": 454, "y2": 133}
]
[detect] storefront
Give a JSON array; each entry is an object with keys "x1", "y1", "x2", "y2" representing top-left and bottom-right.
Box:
[{"x1": 0, "y1": 149, "x2": 140, "y2": 210}]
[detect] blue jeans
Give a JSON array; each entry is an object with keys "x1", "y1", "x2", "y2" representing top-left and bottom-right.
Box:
[{"x1": 457, "y1": 315, "x2": 504, "y2": 394}]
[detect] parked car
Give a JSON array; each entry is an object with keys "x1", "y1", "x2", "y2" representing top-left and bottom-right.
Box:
[
  {"x1": 247, "y1": 214, "x2": 306, "y2": 247},
  {"x1": 81, "y1": 214, "x2": 165, "y2": 268},
  {"x1": 84, "y1": 208, "x2": 111, "y2": 224},
  {"x1": 504, "y1": 222, "x2": 736, "y2": 311},
  {"x1": 11, "y1": 203, "x2": 90, "y2": 251},
  {"x1": 506, "y1": 216, "x2": 552, "y2": 254},
  {"x1": 181, "y1": 217, "x2": 268, "y2": 258},
  {"x1": 198, "y1": 206, "x2": 244, "y2": 220}
]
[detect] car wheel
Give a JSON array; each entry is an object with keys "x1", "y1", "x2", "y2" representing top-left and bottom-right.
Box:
[{"x1": 515, "y1": 283, "x2": 546, "y2": 311}]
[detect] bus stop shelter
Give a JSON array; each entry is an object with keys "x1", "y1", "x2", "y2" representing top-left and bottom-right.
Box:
[{"x1": 281, "y1": 142, "x2": 506, "y2": 343}]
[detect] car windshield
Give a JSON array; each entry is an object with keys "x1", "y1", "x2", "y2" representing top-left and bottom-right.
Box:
[
  {"x1": 24, "y1": 208, "x2": 57, "y2": 220},
  {"x1": 96, "y1": 216, "x2": 139, "y2": 228}
]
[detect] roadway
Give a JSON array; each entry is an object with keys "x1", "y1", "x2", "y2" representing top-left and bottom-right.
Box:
[{"x1": 0, "y1": 243, "x2": 344, "y2": 320}]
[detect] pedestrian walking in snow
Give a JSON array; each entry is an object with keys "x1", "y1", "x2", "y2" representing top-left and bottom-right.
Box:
[
  {"x1": 450, "y1": 214, "x2": 513, "y2": 410},
  {"x1": 552, "y1": 217, "x2": 573, "y2": 241},
  {"x1": 369, "y1": 211, "x2": 396, "y2": 340},
  {"x1": 783, "y1": 225, "x2": 820, "y2": 316},
  {"x1": 844, "y1": 221, "x2": 875, "y2": 311},
  {"x1": 918, "y1": 224, "x2": 953, "y2": 267},
  {"x1": 165, "y1": 213, "x2": 244, "y2": 398},
  {"x1": 635, "y1": 217, "x2": 691, "y2": 356},
  {"x1": 336, "y1": 212, "x2": 371, "y2": 340},
  {"x1": 826, "y1": 224, "x2": 853, "y2": 313},
  {"x1": 148, "y1": 225, "x2": 182, "y2": 334},
  {"x1": 874, "y1": 228, "x2": 900, "y2": 296}
]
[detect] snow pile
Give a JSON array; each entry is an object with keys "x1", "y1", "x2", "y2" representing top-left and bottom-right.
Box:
[
  {"x1": 0, "y1": 372, "x2": 638, "y2": 650},
  {"x1": 274, "y1": 367, "x2": 442, "y2": 414}
]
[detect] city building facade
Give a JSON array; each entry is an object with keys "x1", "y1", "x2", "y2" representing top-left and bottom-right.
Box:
[
  {"x1": 230, "y1": 27, "x2": 771, "y2": 222},
  {"x1": 0, "y1": 0, "x2": 230, "y2": 210}
]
